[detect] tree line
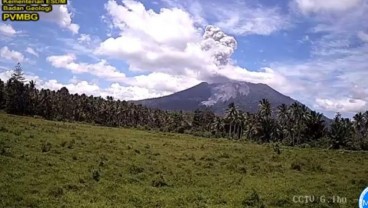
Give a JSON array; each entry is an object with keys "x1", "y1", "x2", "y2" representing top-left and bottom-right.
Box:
[{"x1": 1, "y1": 64, "x2": 367, "y2": 150}]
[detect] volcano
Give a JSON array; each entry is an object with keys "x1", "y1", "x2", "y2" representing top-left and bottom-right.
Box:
[{"x1": 132, "y1": 81, "x2": 298, "y2": 115}]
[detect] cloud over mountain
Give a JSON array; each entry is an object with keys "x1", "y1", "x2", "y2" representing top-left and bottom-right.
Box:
[{"x1": 0, "y1": 0, "x2": 367, "y2": 118}]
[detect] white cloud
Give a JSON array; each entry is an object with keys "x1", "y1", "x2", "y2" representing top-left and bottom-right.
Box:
[
  {"x1": 270, "y1": 42, "x2": 368, "y2": 115},
  {"x1": 25, "y1": 47, "x2": 39, "y2": 57},
  {"x1": 0, "y1": 70, "x2": 12, "y2": 81},
  {"x1": 96, "y1": 0, "x2": 206, "y2": 76},
  {"x1": 163, "y1": 0, "x2": 289, "y2": 36},
  {"x1": 0, "y1": 69, "x2": 104, "y2": 98},
  {"x1": 0, "y1": 23, "x2": 17, "y2": 36},
  {"x1": 0, "y1": 69, "x2": 40, "y2": 83},
  {"x1": 78, "y1": 34, "x2": 91, "y2": 43},
  {"x1": 42, "y1": 79, "x2": 101, "y2": 95},
  {"x1": 104, "y1": 0, "x2": 200, "y2": 47},
  {"x1": 316, "y1": 98, "x2": 367, "y2": 113},
  {"x1": 40, "y1": 78, "x2": 172, "y2": 101},
  {"x1": 92, "y1": 0, "x2": 292, "y2": 103},
  {"x1": 41, "y1": 5, "x2": 79, "y2": 34},
  {"x1": 295, "y1": 0, "x2": 362, "y2": 13},
  {"x1": 97, "y1": 0, "x2": 282, "y2": 86},
  {"x1": 47, "y1": 54, "x2": 76, "y2": 68},
  {"x1": 0, "y1": 0, "x2": 365, "y2": 117},
  {"x1": 53, "y1": 36, "x2": 101, "y2": 61},
  {"x1": 358, "y1": 31, "x2": 368, "y2": 43},
  {"x1": 101, "y1": 83, "x2": 167, "y2": 101},
  {"x1": 264, "y1": 0, "x2": 368, "y2": 116},
  {"x1": 46, "y1": 54, "x2": 126, "y2": 82},
  {"x1": 0, "y1": 46, "x2": 24, "y2": 62},
  {"x1": 213, "y1": 5, "x2": 289, "y2": 36},
  {"x1": 126, "y1": 72, "x2": 201, "y2": 95},
  {"x1": 0, "y1": 0, "x2": 358, "y2": 117},
  {"x1": 0, "y1": 69, "x2": 178, "y2": 101}
]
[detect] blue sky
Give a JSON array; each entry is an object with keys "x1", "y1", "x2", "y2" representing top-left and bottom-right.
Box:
[{"x1": 0, "y1": 0, "x2": 368, "y2": 118}]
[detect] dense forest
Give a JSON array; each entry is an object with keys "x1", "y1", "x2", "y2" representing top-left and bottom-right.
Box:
[{"x1": 1, "y1": 63, "x2": 368, "y2": 150}]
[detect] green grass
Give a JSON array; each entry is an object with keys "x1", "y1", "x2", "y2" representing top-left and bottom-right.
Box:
[{"x1": 0, "y1": 113, "x2": 367, "y2": 208}]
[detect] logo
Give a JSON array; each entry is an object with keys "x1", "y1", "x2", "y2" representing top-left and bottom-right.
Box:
[
  {"x1": 2, "y1": 0, "x2": 67, "y2": 22},
  {"x1": 360, "y1": 187, "x2": 368, "y2": 208}
]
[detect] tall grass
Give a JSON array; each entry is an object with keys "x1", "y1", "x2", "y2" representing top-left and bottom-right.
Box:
[{"x1": 0, "y1": 113, "x2": 367, "y2": 207}]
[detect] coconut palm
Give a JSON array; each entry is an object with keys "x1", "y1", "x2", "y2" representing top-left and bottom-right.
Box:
[
  {"x1": 255, "y1": 99, "x2": 276, "y2": 143},
  {"x1": 225, "y1": 102, "x2": 238, "y2": 138}
]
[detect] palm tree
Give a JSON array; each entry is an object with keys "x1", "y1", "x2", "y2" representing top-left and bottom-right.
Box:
[
  {"x1": 328, "y1": 113, "x2": 353, "y2": 149},
  {"x1": 211, "y1": 117, "x2": 225, "y2": 137},
  {"x1": 256, "y1": 99, "x2": 276, "y2": 143},
  {"x1": 289, "y1": 102, "x2": 304, "y2": 146},
  {"x1": 0, "y1": 79, "x2": 4, "y2": 108},
  {"x1": 353, "y1": 111, "x2": 368, "y2": 149},
  {"x1": 353, "y1": 112, "x2": 366, "y2": 149},
  {"x1": 235, "y1": 111, "x2": 246, "y2": 140},
  {"x1": 225, "y1": 102, "x2": 238, "y2": 138},
  {"x1": 277, "y1": 104, "x2": 289, "y2": 142},
  {"x1": 304, "y1": 111, "x2": 326, "y2": 143},
  {"x1": 259, "y1": 99, "x2": 272, "y2": 118},
  {"x1": 243, "y1": 112, "x2": 255, "y2": 140}
]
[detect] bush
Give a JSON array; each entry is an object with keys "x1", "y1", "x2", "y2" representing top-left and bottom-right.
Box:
[
  {"x1": 67, "y1": 139, "x2": 75, "y2": 149},
  {"x1": 218, "y1": 152, "x2": 231, "y2": 159},
  {"x1": 299, "y1": 143, "x2": 311, "y2": 148},
  {"x1": 0, "y1": 126, "x2": 8, "y2": 132},
  {"x1": 128, "y1": 164, "x2": 144, "y2": 174},
  {"x1": 60, "y1": 140, "x2": 68, "y2": 147},
  {"x1": 237, "y1": 165, "x2": 247, "y2": 174},
  {"x1": 290, "y1": 161, "x2": 303, "y2": 171},
  {"x1": 176, "y1": 126, "x2": 186, "y2": 134},
  {"x1": 242, "y1": 189, "x2": 265, "y2": 208},
  {"x1": 92, "y1": 169, "x2": 100, "y2": 182},
  {"x1": 361, "y1": 140, "x2": 368, "y2": 151},
  {"x1": 0, "y1": 145, "x2": 12, "y2": 157},
  {"x1": 48, "y1": 187, "x2": 64, "y2": 198},
  {"x1": 72, "y1": 155, "x2": 78, "y2": 161},
  {"x1": 272, "y1": 142, "x2": 281, "y2": 155},
  {"x1": 41, "y1": 142, "x2": 52, "y2": 153},
  {"x1": 151, "y1": 175, "x2": 168, "y2": 187}
]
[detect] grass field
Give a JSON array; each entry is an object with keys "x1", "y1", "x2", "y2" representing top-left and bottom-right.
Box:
[{"x1": 0, "y1": 113, "x2": 367, "y2": 208}]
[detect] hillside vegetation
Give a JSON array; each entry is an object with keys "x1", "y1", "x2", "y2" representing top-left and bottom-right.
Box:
[
  {"x1": 1, "y1": 65, "x2": 368, "y2": 151},
  {"x1": 1, "y1": 113, "x2": 367, "y2": 208}
]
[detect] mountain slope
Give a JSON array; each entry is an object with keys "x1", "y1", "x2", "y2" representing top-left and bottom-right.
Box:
[{"x1": 133, "y1": 81, "x2": 297, "y2": 115}]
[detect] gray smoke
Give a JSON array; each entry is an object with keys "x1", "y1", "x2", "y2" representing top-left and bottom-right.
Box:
[{"x1": 201, "y1": 25, "x2": 237, "y2": 66}]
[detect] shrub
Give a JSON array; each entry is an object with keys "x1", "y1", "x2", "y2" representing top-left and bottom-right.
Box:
[
  {"x1": 242, "y1": 189, "x2": 265, "y2": 208},
  {"x1": 41, "y1": 142, "x2": 52, "y2": 153},
  {"x1": 237, "y1": 165, "x2": 247, "y2": 174},
  {"x1": 290, "y1": 161, "x2": 303, "y2": 171},
  {"x1": 0, "y1": 126, "x2": 9, "y2": 132},
  {"x1": 297, "y1": 143, "x2": 310, "y2": 148},
  {"x1": 0, "y1": 145, "x2": 12, "y2": 157},
  {"x1": 60, "y1": 140, "x2": 68, "y2": 147},
  {"x1": 67, "y1": 139, "x2": 75, "y2": 149},
  {"x1": 92, "y1": 169, "x2": 101, "y2": 182},
  {"x1": 218, "y1": 152, "x2": 231, "y2": 159},
  {"x1": 72, "y1": 155, "x2": 78, "y2": 161},
  {"x1": 48, "y1": 187, "x2": 64, "y2": 198},
  {"x1": 273, "y1": 142, "x2": 281, "y2": 155},
  {"x1": 128, "y1": 164, "x2": 144, "y2": 174},
  {"x1": 151, "y1": 175, "x2": 168, "y2": 187}
]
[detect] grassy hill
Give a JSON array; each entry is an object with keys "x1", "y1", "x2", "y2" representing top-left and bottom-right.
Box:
[{"x1": 0, "y1": 113, "x2": 367, "y2": 208}]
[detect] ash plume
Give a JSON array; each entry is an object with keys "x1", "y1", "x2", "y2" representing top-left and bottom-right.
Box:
[{"x1": 201, "y1": 25, "x2": 237, "y2": 66}]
